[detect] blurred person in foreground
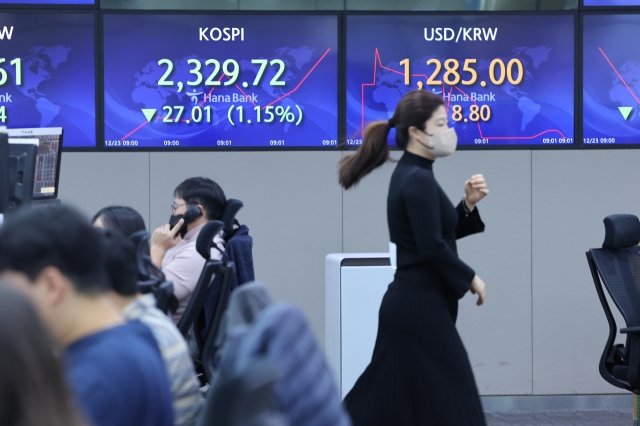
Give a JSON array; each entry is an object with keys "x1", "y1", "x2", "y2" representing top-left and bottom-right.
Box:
[
  {"x1": 0, "y1": 205, "x2": 174, "y2": 426},
  {"x1": 0, "y1": 281, "x2": 87, "y2": 426},
  {"x1": 96, "y1": 217, "x2": 204, "y2": 426}
]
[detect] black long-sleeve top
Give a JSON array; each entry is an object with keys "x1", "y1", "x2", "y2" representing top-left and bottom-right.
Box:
[{"x1": 387, "y1": 151, "x2": 485, "y2": 299}]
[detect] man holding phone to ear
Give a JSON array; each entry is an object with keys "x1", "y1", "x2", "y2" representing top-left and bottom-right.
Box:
[{"x1": 151, "y1": 177, "x2": 227, "y2": 324}]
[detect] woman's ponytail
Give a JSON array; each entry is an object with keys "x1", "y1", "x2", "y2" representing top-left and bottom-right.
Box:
[
  {"x1": 339, "y1": 120, "x2": 393, "y2": 190},
  {"x1": 339, "y1": 90, "x2": 444, "y2": 189}
]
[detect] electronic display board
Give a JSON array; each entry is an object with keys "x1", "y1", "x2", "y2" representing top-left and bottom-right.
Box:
[
  {"x1": 584, "y1": 0, "x2": 640, "y2": 6},
  {"x1": 346, "y1": 14, "x2": 575, "y2": 147},
  {"x1": 0, "y1": 0, "x2": 94, "y2": 4},
  {"x1": 0, "y1": 13, "x2": 96, "y2": 148},
  {"x1": 103, "y1": 14, "x2": 339, "y2": 149},
  {"x1": 582, "y1": 14, "x2": 640, "y2": 145}
]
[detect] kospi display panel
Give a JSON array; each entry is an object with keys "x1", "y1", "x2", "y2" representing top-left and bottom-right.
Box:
[
  {"x1": 346, "y1": 14, "x2": 575, "y2": 148},
  {"x1": 0, "y1": 13, "x2": 96, "y2": 148},
  {"x1": 103, "y1": 14, "x2": 339, "y2": 149},
  {"x1": 582, "y1": 14, "x2": 640, "y2": 146}
]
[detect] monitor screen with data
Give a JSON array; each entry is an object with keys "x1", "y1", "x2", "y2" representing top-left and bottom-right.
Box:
[
  {"x1": 7, "y1": 127, "x2": 62, "y2": 199},
  {"x1": 345, "y1": 14, "x2": 575, "y2": 148},
  {"x1": 102, "y1": 13, "x2": 339, "y2": 149}
]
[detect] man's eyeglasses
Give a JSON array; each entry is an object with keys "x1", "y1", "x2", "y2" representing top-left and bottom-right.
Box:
[{"x1": 171, "y1": 203, "x2": 190, "y2": 214}]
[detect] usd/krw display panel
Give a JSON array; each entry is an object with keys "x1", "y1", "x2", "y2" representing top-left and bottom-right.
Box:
[{"x1": 346, "y1": 14, "x2": 575, "y2": 147}]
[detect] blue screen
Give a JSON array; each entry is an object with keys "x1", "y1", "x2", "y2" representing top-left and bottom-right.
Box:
[
  {"x1": 582, "y1": 14, "x2": 640, "y2": 145},
  {"x1": 0, "y1": 13, "x2": 96, "y2": 148},
  {"x1": 584, "y1": 0, "x2": 640, "y2": 5},
  {"x1": 103, "y1": 14, "x2": 338, "y2": 149},
  {"x1": 0, "y1": 0, "x2": 93, "y2": 3},
  {"x1": 346, "y1": 15, "x2": 575, "y2": 147}
]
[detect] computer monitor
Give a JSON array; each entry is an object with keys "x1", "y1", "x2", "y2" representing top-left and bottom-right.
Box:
[
  {"x1": 7, "y1": 128, "x2": 63, "y2": 200},
  {"x1": 7, "y1": 139, "x2": 37, "y2": 211}
]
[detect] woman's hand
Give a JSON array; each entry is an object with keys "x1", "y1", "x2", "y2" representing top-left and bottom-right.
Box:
[
  {"x1": 470, "y1": 275, "x2": 486, "y2": 306},
  {"x1": 464, "y1": 174, "x2": 489, "y2": 209}
]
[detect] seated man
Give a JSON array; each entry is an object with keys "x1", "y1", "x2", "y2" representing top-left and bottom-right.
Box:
[
  {"x1": 0, "y1": 206, "x2": 174, "y2": 426},
  {"x1": 101, "y1": 229, "x2": 204, "y2": 426},
  {"x1": 151, "y1": 177, "x2": 226, "y2": 323}
]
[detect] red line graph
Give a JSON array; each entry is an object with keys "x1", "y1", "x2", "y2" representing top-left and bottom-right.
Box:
[
  {"x1": 361, "y1": 48, "x2": 567, "y2": 140},
  {"x1": 121, "y1": 48, "x2": 331, "y2": 141},
  {"x1": 264, "y1": 48, "x2": 331, "y2": 108},
  {"x1": 598, "y1": 46, "x2": 640, "y2": 104},
  {"x1": 362, "y1": 49, "x2": 432, "y2": 132}
]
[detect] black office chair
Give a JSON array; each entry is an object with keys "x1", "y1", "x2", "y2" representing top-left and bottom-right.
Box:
[
  {"x1": 203, "y1": 199, "x2": 254, "y2": 330},
  {"x1": 129, "y1": 230, "x2": 174, "y2": 315},
  {"x1": 176, "y1": 219, "x2": 225, "y2": 337},
  {"x1": 587, "y1": 214, "x2": 640, "y2": 393},
  {"x1": 195, "y1": 199, "x2": 244, "y2": 381},
  {"x1": 195, "y1": 357, "x2": 285, "y2": 426}
]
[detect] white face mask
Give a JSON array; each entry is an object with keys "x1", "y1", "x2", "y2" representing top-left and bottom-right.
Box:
[{"x1": 418, "y1": 127, "x2": 458, "y2": 158}]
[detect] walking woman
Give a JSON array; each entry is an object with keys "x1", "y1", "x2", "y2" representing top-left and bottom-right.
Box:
[{"x1": 339, "y1": 90, "x2": 489, "y2": 426}]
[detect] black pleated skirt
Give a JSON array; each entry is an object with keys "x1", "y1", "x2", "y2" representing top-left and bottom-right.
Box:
[{"x1": 344, "y1": 267, "x2": 486, "y2": 426}]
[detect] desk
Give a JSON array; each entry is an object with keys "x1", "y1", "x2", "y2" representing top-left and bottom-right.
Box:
[{"x1": 325, "y1": 253, "x2": 394, "y2": 398}]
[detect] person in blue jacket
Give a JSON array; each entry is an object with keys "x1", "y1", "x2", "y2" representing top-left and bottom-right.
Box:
[{"x1": 0, "y1": 205, "x2": 174, "y2": 426}]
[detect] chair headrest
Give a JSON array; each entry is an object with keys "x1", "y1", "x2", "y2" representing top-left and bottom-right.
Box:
[
  {"x1": 196, "y1": 220, "x2": 224, "y2": 260},
  {"x1": 603, "y1": 214, "x2": 640, "y2": 249},
  {"x1": 221, "y1": 199, "x2": 243, "y2": 234}
]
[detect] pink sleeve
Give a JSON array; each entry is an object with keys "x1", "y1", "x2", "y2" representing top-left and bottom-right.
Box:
[
  {"x1": 162, "y1": 246, "x2": 207, "y2": 303},
  {"x1": 162, "y1": 234, "x2": 225, "y2": 303}
]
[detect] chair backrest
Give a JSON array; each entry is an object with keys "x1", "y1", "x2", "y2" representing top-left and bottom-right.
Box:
[
  {"x1": 198, "y1": 199, "x2": 243, "y2": 262},
  {"x1": 203, "y1": 225, "x2": 255, "y2": 331},
  {"x1": 591, "y1": 215, "x2": 640, "y2": 328},
  {"x1": 202, "y1": 281, "x2": 273, "y2": 383},
  {"x1": 225, "y1": 282, "x2": 274, "y2": 329},
  {"x1": 195, "y1": 219, "x2": 225, "y2": 260},
  {"x1": 176, "y1": 219, "x2": 224, "y2": 336},
  {"x1": 588, "y1": 214, "x2": 640, "y2": 393},
  {"x1": 221, "y1": 199, "x2": 244, "y2": 236},
  {"x1": 196, "y1": 357, "x2": 285, "y2": 426},
  {"x1": 203, "y1": 198, "x2": 244, "y2": 265},
  {"x1": 193, "y1": 200, "x2": 250, "y2": 368},
  {"x1": 223, "y1": 303, "x2": 352, "y2": 426},
  {"x1": 200, "y1": 260, "x2": 235, "y2": 381}
]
